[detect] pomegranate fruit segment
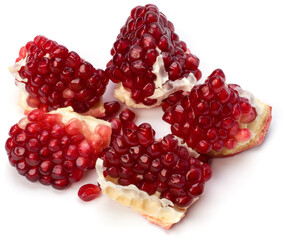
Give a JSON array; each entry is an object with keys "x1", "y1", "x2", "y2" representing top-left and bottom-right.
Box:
[
  {"x1": 5, "y1": 107, "x2": 111, "y2": 189},
  {"x1": 99, "y1": 108, "x2": 212, "y2": 210},
  {"x1": 9, "y1": 35, "x2": 109, "y2": 117},
  {"x1": 106, "y1": 4, "x2": 201, "y2": 108},
  {"x1": 162, "y1": 69, "x2": 272, "y2": 156}
]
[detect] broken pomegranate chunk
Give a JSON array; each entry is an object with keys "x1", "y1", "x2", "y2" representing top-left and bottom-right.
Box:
[
  {"x1": 9, "y1": 35, "x2": 109, "y2": 117},
  {"x1": 162, "y1": 69, "x2": 272, "y2": 156},
  {"x1": 106, "y1": 4, "x2": 201, "y2": 108},
  {"x1": 99, "y1": 108, "x2": 211, "y2": 209},
  {"x1": 5, "y1": 108, "x2": 111, "y2": 189}
]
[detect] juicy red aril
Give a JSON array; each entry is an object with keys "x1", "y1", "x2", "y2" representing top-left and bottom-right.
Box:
[
  {"x1": 103, "y1": 101, "x2": 121, "y2": 120},
  {"x1": 106, "y1": 4, "x2": 201, "y2": 105},
  {"x1": 15, "y1": 36, "x2": 108, "y2": 114},
  {"x1": 100, "y1": 108, "x2": 212, "y2": 207},
  {"x1": 137, "y1": 123, "x2": 155, "y2": 146},
  {"x1": 78, "y1": 184, "x2": 101, "y2": 201},
  {"x1": 162, "y1": 69, "x2": 258, "y2": 154},
  {"x1": 119, "y1": 108, "x2": 136, "y2": 122},
  {"x1": 6, "y1": 109, "x2": 106, "y2": 190}
]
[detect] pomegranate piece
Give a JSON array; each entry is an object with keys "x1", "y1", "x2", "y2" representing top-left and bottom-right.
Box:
[
  {"x1": 9, "y1": 35, "x2": 109, "y2": 117},
  {"x1": 97, "y1": 108, "x2": 212, "y2": 228},
  {"x1": 162, "y1": 69, "x2": 272, "y2": 156},
  {"x1": 78, "y1": 184, "x2": 101, "y2": 201},
  {"x1": 106, "y1": 4, "x2": 201, "y2": 108},
  {"x1": 5, "y1": 108, "x2": 111, "y2": 189}
]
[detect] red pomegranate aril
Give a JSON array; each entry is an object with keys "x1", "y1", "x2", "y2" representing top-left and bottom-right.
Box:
[
  {"x1": 5, "y1": 138, "x2": 16, "y2": 154},
  {"x1": 69, "y1": 169, "x2": 84, "y2": 183},
  {"x1": 189, "y1": 183, "x2": 204, "y2": 196},
  {"x1": 11, "y1": 146, "x2": 26, "y2": 161},
  {"x1": 154, "y1": 180, "x2": 167, "y2": 192},
  {"x1": 161, "y1": 152, "x2": 178, "y2": 168},
  {"x1": 186, "y1": 167, "x2": 201, "y2": 183},
  {"x1": 106, "y1": 166, "x2": 119, "y2": 178},
  {"x1": 139, "y1": 181, "x2": 156, "y2": 195},
  {"x1": 103, "y1": 101, "x2": 121, "y2": 119},
  {"x1": 39, "y1": 160, "x2": 53, "y2": 175},
  {"x1": 52, "y1": 178, "x2": 69, "y2": 189},
  {"x1": 129, "y1": 145, "x2": 144, "y2": 160},
  {"x1": 25, "y1": 167, "x2": 40, "y2": 182},
  {"x1": 167, "y1": 174, "x2": 186, "y2": 188},
  {"x1": 25, "y1": 152, "x2": 40, "y2": 166},
  {"x1": 120, "y1": 154, "x2": 134, "y2": 167},
  {"x1": 119, "y1": 108, "x2": 135, "y2": 122},
  {"x1": 76, "y1": 156, "x2": 89, "y2": 170},
  {"x1": 51, "y1": 165, "x2": 66, "y2": 180},
  {"x1": 123, "y1": 128, "x2": 139, "y2": 146},
  {"x1": 138, "y1": 154, "x2": 152, "y2": 169},
  {"x1": 157, "y1": 168, "x2": 170, "y2": 182},
  {"x1": 16, "y1": 160, "x2": 29, "y2": 175},
  {"x1": 118, "y1": 166, "x2": 133, "y2": 179},
  {"x1": 109, "y1": 117, "x2": 122, "y2": 135},
  {"x1": 137, "y1": 123, "x2": 155, "y2": 146},
  {"x1": 175, "y1": 195, "x2": 193, "y2": 208}
]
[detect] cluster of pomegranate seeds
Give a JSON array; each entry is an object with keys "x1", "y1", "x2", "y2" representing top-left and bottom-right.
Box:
[
  {"x1": 78, "y1": 184, "x2": 102, "y2": 201},
  {"x1": 5, "y1": 109, "x2": 111, "y2": 189},
  {"x1": 101, "y1": 108, "x2": 212, "y2": 208},
  {"x1": 162, "y1": 69, "x2": 258, "y2": 154},
  {"x1": 106, "y1": 4, "x2": 201, "y2": 105},
  {"x1": 15, "y1": 35, "x2": 109, "y2": 113}
]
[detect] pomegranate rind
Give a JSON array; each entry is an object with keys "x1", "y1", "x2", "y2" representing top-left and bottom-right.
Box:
[{"x1": 209, "y1": 99, "x2": 272, "y2": 157}]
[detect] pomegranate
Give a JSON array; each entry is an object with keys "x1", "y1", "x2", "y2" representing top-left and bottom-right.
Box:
[
  {"x1": 162, "y1": 69, "x2": 272, "y2": 156},
  {"x1": 106, "y1": 4, "x2": 201, "y2": 108},
  {"x1": 9, "y1": 35, "x2": 109, "y2": 117},
  {"x1": 5, "y1": 107, "x2": 111, "y2": 189},
  {"x1": 96, "y1": 108, "x2": 212, "y2": 229}
]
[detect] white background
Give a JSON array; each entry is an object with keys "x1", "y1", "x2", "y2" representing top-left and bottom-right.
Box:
[{"x1": 0, "y1": 0, "x2": 285, "y2": 239}]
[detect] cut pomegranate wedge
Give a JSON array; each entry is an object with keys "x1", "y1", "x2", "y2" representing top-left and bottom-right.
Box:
[
  {"x1": 9, "y1": 35, "x2": 109, "y2": 117},
  {"x1": 106, "y1": 4, "x2": 201, "y2": 108},
  {"x1": 5, "y1": 107, "x2": 111, "y2": 189},
  {"x1": 96, "y1": 109, "x2": 212, "y2": 229},
  {"x1": 162, "y1": 69, "x2": 272, "y2": 157}
]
